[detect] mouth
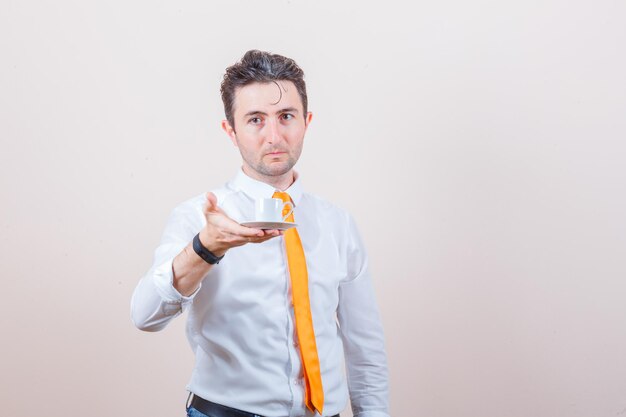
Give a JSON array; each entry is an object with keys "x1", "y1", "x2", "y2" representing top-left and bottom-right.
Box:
[{"x1": 266, "y1": 151, "x2": 286, "y2": 157}]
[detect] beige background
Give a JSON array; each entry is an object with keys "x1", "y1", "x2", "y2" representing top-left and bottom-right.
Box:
[{"x1": 1, "y1": 1, "x2": 625, "y2": 416}]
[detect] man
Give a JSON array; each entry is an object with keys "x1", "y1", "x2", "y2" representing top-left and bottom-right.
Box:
[{"x1": 131, "y1": 50, "x2": 389, "y2": 417}]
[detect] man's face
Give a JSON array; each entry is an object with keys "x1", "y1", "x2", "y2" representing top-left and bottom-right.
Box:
[{"x1": 222, "y1": 81, "x2": 312, "y2": 180}]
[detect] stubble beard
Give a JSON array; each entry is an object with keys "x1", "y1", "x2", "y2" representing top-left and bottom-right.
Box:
[
  {"x1": 239, "y1": 136, "x2": 302, "y2": 178},
  {"x1": 236, "y1": 133, "x2": 304, "y2": 180},
  {"x1": 240, "y1": 147, "x2": 301, "y2": 179},
  {"x1": 252, "y1": 154, "x2": 297, "y2": 177}
]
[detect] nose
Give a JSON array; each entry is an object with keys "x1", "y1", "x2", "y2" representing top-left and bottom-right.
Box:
[{"x1": 266, "y1": 117, "x2": 283, "y2": 145}]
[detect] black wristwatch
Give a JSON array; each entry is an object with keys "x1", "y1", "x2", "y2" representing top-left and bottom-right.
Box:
[{"x1": 192, "y1": 233, "x2": 225, "y2": 265}]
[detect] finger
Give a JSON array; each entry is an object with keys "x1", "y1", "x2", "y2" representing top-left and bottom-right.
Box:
[
  {"x1": 263, "y1": 229, "x2": 282, "y2": 237},
  {"x1": 217, "y1": 218, "x2": 266, "y2": 237},
  {"x1": 248, "y1": 234, "x2": 281, "y2": 244},
  {"x1": 257, "y1": 229, "x2": 284, "y2": 238},
  {"x1": 255, "y1": 229, "x2": 284, "y2": 240},
  {"x1": 230, "y1": 228, "x2": 283, "y2": 244}
]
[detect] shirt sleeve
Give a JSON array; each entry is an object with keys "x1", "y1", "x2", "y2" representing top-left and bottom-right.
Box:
[
  {"x1": 337, "y1": 214, "x2": 391, "y2": 417},
  {"x1": 130, "y1": 202, "x2": 203, "y2": 332}
]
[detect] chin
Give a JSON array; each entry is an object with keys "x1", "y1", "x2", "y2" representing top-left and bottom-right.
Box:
[
  {"x1": 269, "y1": 168, "x2": 292, "y2": 177},
  {"x1": 263, "y1": 163, "x2": 293, "y2": 177},
  {"x1": 263, "y1": 157, "x2": 293, "y2": 169}
]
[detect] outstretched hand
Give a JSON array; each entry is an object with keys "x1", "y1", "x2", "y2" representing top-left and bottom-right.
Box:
[{"x1": 198, "y1": 192, "x2": 282, "y2": 257}]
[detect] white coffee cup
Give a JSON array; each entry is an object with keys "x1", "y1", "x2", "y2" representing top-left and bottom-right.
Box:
[{"x1": 255, "y1": 198, "x2": 293, "y2": 222}]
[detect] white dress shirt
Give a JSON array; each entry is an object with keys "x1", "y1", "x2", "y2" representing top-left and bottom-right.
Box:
[{"x1": 131, "y1": 170, "x2": 390, "y2": 417}]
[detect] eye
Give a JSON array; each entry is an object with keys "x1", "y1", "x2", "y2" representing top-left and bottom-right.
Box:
[
  {"x1": 249, "y1": 117, "x2": 262, "y2": 125},
  {"x1": 281, "y1": 113, "x2": 294, "y2": 121}
]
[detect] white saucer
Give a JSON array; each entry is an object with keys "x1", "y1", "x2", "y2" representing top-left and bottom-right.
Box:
[{"x1": 240, "y1": 221, "x2": 298, "y2": 230}]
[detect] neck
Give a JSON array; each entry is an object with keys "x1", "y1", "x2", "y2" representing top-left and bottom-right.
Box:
[{"x1": 242, "y1": 165, "x2": 296, "y2": 191}]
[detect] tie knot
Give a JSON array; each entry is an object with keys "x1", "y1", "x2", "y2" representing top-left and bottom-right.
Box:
[{"x1": 272, "y1": 191, "x2": 292, "y2": 204}]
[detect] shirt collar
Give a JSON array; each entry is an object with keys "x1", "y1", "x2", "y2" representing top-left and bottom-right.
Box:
[{"x1": 230, "y1": 168, "x2": 304, "y2": 206}]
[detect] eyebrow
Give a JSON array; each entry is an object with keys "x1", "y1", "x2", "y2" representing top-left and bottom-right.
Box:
[{"x1": 243, "y1": 107, "x2": 300, "y2": 118}]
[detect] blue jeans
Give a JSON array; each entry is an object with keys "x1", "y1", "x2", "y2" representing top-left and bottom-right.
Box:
[{"x1": 186, "y1": 407, "x2": 208, "y2": 417}]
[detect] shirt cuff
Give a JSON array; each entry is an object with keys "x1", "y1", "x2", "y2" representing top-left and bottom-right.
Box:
[{"x1": 152, "y1": 258, "x2": 201, "y2": 305}]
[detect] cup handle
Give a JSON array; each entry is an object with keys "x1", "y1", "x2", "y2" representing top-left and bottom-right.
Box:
[{"x1": 282, "y1": 202, "x2": 294, "y2": 221}]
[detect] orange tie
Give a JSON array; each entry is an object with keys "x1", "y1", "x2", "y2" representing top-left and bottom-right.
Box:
[{"x1": 273, "y1": 191, "x2": 324, "y2": 415}]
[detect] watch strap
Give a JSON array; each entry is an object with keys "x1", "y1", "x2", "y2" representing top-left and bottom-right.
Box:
[{"x1": 192, "y1": 233, "x2": 224, "y2": 265}]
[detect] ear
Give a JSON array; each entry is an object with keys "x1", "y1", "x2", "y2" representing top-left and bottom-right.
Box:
[
  {"x1": 304, "y1": 112, "x2": 313, "y2": 130},
  {"x1": 221, "y1": 120, "x2": 238, "y2": 147}
]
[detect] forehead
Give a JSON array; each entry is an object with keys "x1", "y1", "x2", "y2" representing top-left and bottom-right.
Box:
[{"x1": 232, "y1": 81, "x2": 303, "y2": 116}]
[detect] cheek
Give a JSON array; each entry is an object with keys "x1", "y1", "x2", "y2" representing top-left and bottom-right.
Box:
[
  {"x1": 238, "y1": 131, "x2": 263, "y2": 147},
  {"x1": 285, "y1": 125, "x2": 306, "y2": 141}
]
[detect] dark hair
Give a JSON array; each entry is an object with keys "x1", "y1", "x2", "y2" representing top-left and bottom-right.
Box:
[{"x1": 220, "y1": 50, "x2": 308, "y2": 129}]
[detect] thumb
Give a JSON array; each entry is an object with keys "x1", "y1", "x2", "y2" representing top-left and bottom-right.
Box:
[{"x1": 205, "y1": 192, "x2": 219, "y2": 213}]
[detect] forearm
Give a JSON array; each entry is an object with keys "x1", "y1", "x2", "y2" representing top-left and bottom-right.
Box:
[
  {"x1": 172, "y1": 220, "x2": 276, "y2": 296},
  {"x1": 172, "y1": 238, "x2": 221, "y2": 296},
  {"x1": 131, "y1": 256, "x2": 198, "y2": 332},
  {"x1": 339, "y1": 266, "x2": 390, "y2": 415},
  {"x1": 342, "y1": 308, "x2": 390, "y2": 417},
  {"x1": 132, "y1": 208, "x2": 206, "y2": 331}
]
